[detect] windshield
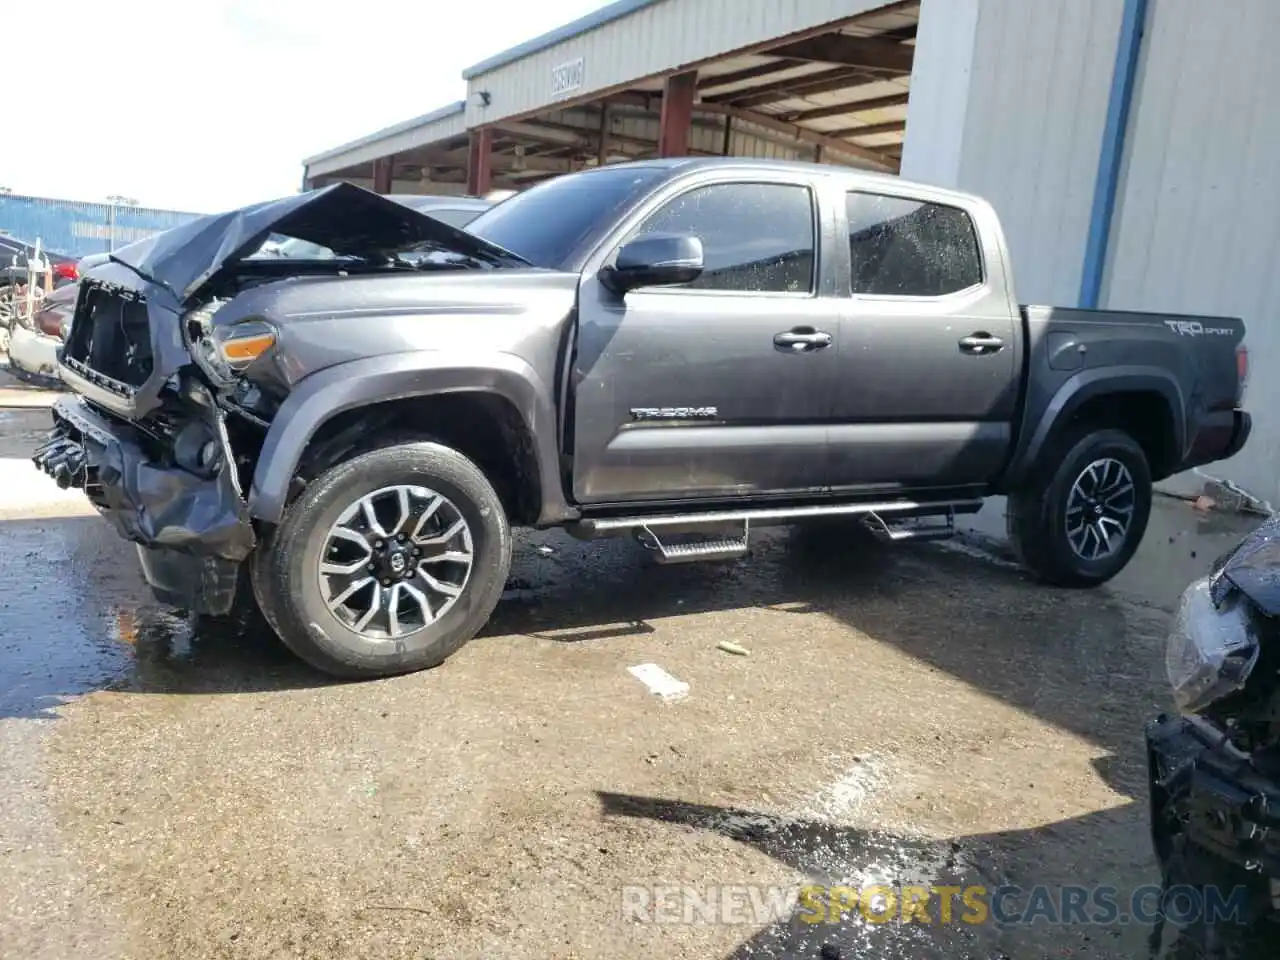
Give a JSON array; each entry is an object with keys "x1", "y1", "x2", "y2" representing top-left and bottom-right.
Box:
[
  {"x1": 415, "y1": 206, "x2": 486, "y2": 229},
  {"x1": 247, "y1": 206, "x2": 486, "y2": 261},
  {"x1": 466, "y1": 166, "x2": 665, "y2": 269},
  {"x1": 252, "y1": 235, "x2": 340, "y2": 260}
]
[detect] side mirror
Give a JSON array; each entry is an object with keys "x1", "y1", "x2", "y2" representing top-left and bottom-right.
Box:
[{"x1": 602, "y1": 233, "x2": 703, "y2": 294}]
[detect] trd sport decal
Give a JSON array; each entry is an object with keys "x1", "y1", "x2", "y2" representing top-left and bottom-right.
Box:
[
  {"x1": 630, "y1": 406, "x2": 719, "y2": 421},
  {"x1": 1163, "y1": 319, "x2": 1235, "y2": 337}
]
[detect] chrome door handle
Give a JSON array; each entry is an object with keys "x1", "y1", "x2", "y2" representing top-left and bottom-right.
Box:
[
  {"x1": 774, "y1": 328, "x2": 833, "y2": 352},
  {"x1": 958, "y1": 333, "x2": 1004, "y2": 355}
]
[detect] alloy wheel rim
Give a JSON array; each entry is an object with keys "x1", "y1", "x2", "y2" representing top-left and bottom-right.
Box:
[
  {"x1": 318, "y1": 484, "x2": 474, "y2": 641},
  {"x1": 1065, "y1": 457, "x2": 1135, "y2": 561}
]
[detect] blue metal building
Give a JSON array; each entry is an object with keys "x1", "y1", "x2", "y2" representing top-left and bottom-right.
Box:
[{"x1": 0, "y1": 193, "x2": 203, "y2": 259}]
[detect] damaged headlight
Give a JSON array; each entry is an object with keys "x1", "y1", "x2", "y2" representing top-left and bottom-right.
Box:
[
  {"x1": 213, "y1": 320, "x2": 276, "y2": 371},
  {"x1": 185, "y1": 303, "x2": 277, "y2": 384},
  {"x1": 1166, "y1": 575, "x2": 1261, "y2": 714}
]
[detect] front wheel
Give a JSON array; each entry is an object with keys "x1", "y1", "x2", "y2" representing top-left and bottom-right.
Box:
[
  {"x1": 254, "y1": 440, "x2": 512, "y2": 679},
  {"x1": 1007, "y1": 426, "x2": 1153, "y2": 587}
]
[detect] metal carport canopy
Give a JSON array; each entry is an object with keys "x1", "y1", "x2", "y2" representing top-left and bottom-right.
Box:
[{"x1": 461, "y1": 0, "x2": 917, "y2": 175}]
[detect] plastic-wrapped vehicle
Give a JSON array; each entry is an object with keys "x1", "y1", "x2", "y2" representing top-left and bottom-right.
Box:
[{"x1": 1147, "y1": 519, "x2": 1280, "y2": 957}]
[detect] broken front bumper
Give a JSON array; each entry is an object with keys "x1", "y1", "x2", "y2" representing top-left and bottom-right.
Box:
[
  {"x1": 1147, "y1": 714, "x2": 1280, "y2": 884},
  {"x1": 32, "y1": 395, "x2": 255, "y2": 615}
]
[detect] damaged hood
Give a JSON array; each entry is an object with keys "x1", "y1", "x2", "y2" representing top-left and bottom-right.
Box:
[
  {"x1": 109, "y1": 182, "x2": 525, "y2": 303},
  {"x1": 1211, "y1": 514, "x2": 1280, "y2": 616}
]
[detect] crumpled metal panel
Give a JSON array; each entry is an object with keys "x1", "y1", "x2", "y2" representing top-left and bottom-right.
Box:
[
  {"x1": 108, "y1": 181, "x2": 524, "y2": 303},
  {"x1": 92, "y1": 438, "x2": 255, "y2": 562},
  {"x1": 1211, "y1": 514, "x2": 1280, "y2": 616},
  {"x1": 38, "y1": 397, "x2": 255, "y2": 562}
]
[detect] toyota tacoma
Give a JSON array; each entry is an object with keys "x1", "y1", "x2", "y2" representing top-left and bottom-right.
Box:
[{"x1": 33, "y1": 160, "x2": 1252, "y2": 678}]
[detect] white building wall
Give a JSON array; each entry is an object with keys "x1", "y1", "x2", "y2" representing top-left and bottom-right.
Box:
[
  {"x1": 464, "y1": 0, "x2": 900, "y2": 127},
  {"x1": 902, "y1": 0, "x2": 1123, "y2": 306},
  {"x1": 1104, "y1": 0, "x2": 1280, "y2": 507}
]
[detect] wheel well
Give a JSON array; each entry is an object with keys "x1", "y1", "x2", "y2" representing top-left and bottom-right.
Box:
[
  {"x1": 1060, "y1": 390, "x2": 1177, "y2": 479},
  {"x1": 292, "y1": 392, "x2": 543, "y2": 525}
]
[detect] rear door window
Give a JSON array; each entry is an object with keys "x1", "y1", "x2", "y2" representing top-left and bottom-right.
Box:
[{"x1": 846, "y1": 193, "x2": 983, "y2": 297}]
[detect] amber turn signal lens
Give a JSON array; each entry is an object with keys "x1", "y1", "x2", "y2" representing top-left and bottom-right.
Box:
[{"x1": 221, "y1": 332, "x2": 276, "y2": 363}]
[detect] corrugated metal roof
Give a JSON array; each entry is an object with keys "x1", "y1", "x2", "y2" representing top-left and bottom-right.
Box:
[
  {"x1": 463, "y1": 0, "x2": 909, "y2": 127},
  {"x1": 302, "y1": 101, "x2": 466, "y2": 175},
  {"x1": 462, "y1": 0, "x2": 667, "y2": 79},
  {"x1": 305, "y1": 1, "x2": 917, "y2": 180}
]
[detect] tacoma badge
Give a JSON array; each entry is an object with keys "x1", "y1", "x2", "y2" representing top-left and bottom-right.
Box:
[{"x1": 630, "y1": 406, "x2": 719, "y2": 421}]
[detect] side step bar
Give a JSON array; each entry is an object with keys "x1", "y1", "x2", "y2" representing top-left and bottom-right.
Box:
[
  {"x1": 574, "y1": 498, "x2": 981, "y2": 536},
  {"x1": 861, "y1": 508, "x2": 957, "y2": 543},
  {"x1": 640, "y1": 522, "x2": 750, "y2": 565}
]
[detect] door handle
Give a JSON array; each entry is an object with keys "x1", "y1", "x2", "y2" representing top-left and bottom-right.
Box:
[
  {"x1": 774, "y1": 328, "x2": 833, "y2": 352},
  {"x1": 958, "y1": 332, "x2": 1005, "y2": 355}
]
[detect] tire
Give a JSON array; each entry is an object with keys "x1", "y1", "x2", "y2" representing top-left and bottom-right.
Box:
[
  {"x1": 200, "y1": 562, "x2": 267, "y2": 631},
  {"x1": 1007, "y1": 426, "x2": 1152, "y2": 587},
  {"x1": 253, "y1": 440, "x2": 511, "y2": 679}
]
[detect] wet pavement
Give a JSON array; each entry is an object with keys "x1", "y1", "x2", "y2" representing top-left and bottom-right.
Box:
[{"x1": 0, "y1": 402, "x2": 1265, "y2": 959}]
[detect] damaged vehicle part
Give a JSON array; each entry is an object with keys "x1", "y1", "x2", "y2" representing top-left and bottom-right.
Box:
[
  {"x1": 1147, "y1": 519, "x2": 1280, "y2": 952},
  {"x1": 44, "y1": 165, "x2": 1252, "y2": 679},
  {"x1": 33, "y1": 392, "x2": 254, "y2": 614}
]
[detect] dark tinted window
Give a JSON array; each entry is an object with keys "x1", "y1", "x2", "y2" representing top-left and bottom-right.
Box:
[
  {"x1": 847, "y1": 193, "x2": 982, "y2": 297},
  {"x1": 467, "y1": 167, "x2": 665, "y2": 269},
  {"x1": 632, "y1": 182, "x2": 815, "y2": 293}
]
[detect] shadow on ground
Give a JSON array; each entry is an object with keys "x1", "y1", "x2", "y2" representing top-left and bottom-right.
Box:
[
  {"x1": 4, "y1": 512, "x2": 1171, "y2": 767},
  {"x1": 487, "y1": 518, "x2": 1168, "y2": 791},
  {"x1": 598, "y1": 790, "x2": 1272, "y2": 960}
]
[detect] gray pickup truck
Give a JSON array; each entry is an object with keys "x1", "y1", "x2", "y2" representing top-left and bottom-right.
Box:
[{"x1": 35, "y1": 159, "x2": 1251, "y2": 678}]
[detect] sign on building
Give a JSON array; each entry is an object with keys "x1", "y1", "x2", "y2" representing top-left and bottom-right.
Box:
[{"x1": 551, "y1": 57, "x2": 586, "y2": 97}]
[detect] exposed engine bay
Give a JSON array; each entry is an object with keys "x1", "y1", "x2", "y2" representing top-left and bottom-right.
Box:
[{"x1": 32, "y1": 183, "x2": 526, "y2": 614}]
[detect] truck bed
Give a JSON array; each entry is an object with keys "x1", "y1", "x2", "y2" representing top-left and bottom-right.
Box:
[{"x1": 1008, "y1": 303, "x2": 1247, "y2": 484}]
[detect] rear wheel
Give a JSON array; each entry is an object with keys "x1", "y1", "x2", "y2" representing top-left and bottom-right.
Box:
[
  {"x1": 1007, "y1": 426, "x2": 1152, "y2": 587},
  {"x1": 254, "y1": 440, "x2": 511, "y2": 679}
]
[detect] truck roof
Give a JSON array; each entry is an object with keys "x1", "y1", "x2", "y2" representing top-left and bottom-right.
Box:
[{"x1": 588, "y1": 156, "x2": 984, "y2": 208}]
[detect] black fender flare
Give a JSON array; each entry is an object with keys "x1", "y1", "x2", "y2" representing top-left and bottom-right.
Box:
[
  {"x1": 1005, "y1": 366, "x2": 1186, "y2": 485},
  {"x1": 246, "y1": 350, "x2": 574, "y2": 525}
]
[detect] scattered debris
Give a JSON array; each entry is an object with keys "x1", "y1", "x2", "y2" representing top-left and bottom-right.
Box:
[
  {"x1": 535, "y1": 544, "x2": 555, "y2": 556},
  {"x1": 1193, "y1": 495, "x2": 1217, "y2": 513},
  {"x1": 627, "y1": 663, "x2": 689, "y2": 701},
  {"x1": 365, "y1": 904, "x2": 433, "y2": 916},
  {"x1": 716, "y1": 640, "x2": 750, "y2": 656}
]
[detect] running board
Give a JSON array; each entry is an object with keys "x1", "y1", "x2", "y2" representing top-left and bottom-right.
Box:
[
  {"x1": 573, "y1": 498, "x2": 982, "y2": 537},
  {"x1": 862, "y1": 509, "x2": 957, "y2": 543},
  {"x1": 640, "y1": 522, "x2": 750, "y2": 565}
]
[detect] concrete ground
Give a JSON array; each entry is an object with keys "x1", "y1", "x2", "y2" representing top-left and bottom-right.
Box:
[{"x1": 0, "y1": 383, "x2": 1263, "y2": 960}]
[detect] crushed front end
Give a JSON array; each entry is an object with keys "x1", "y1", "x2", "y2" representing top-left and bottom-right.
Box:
[
  {"x1": 30, "y1": 262, "x2": 261, "y2": 614},
  {"x1": 33, "y1": 182, "x2": 514, "y2": 618},
  {"x1": 34, "y1": 380, "x2": 257, "y2": 615}
]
